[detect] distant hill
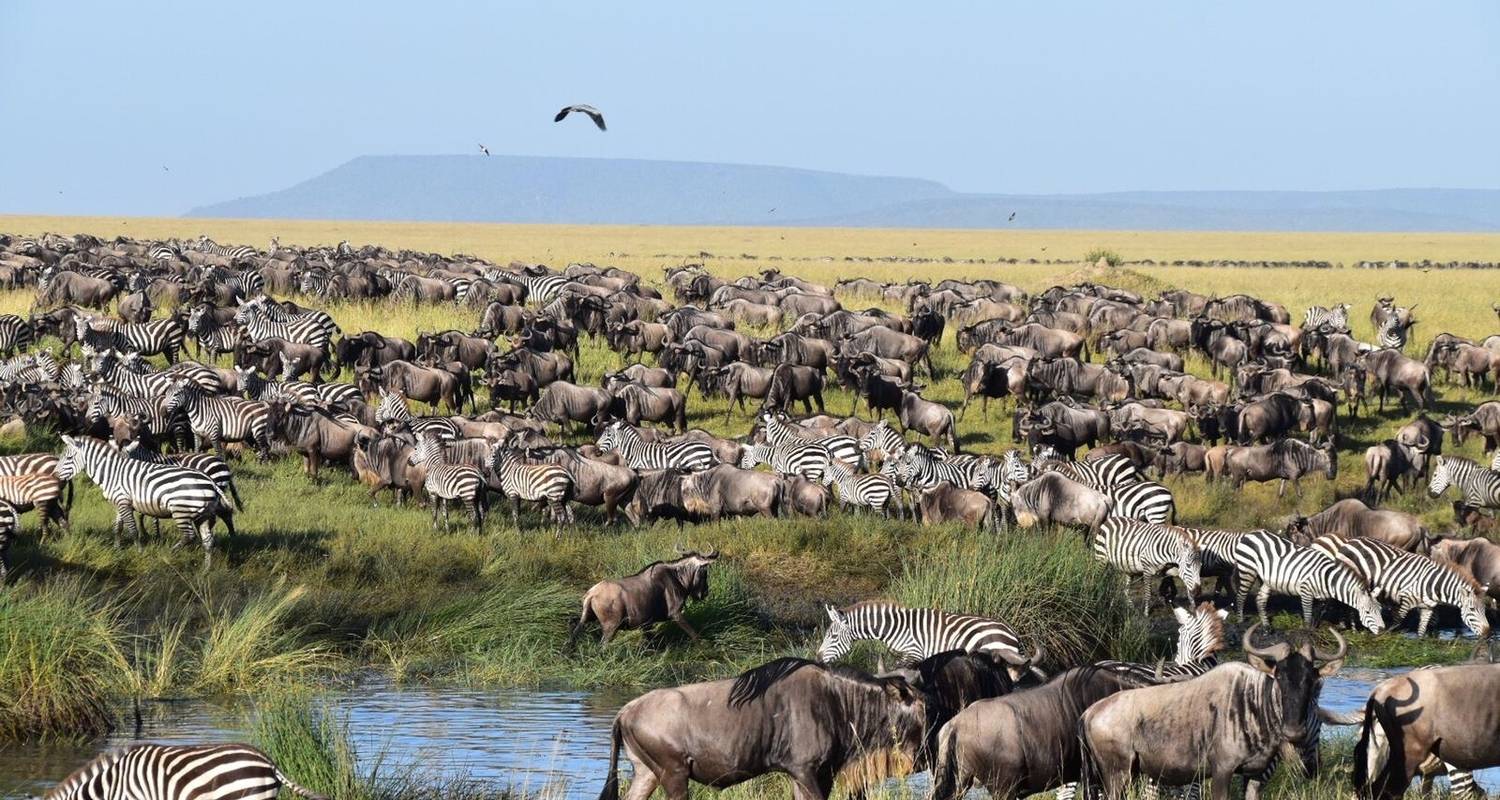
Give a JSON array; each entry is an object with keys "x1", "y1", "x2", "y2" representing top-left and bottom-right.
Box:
[{"x1": 187, "y1": 155, "x2": 1500, "y2": 232}]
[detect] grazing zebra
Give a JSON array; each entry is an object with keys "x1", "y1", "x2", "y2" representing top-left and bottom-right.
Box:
[
  {"x1": 73, "y1": 314, "x2": 187, "y2": 362},
  {"x1": 54, "y1": 435, "x2": 230, "y2": 563},
  {"x1": 86, "y1": 384, "x2": 184, "y2": 448},
  {"x1": 1037, "y1": 449, "x2": 1146, "y2": 486},
  {"x1": 1097, "y1": 601, "x2": 1230, "y2": 684},
  {"x1": 374, "y1": 389, "x2": 460, "y2": 440},
  {"x1": 407, "y1": 434, "x2": 488, "y2": 532},
  {"x1": 0, "y1": 471, "x2": 70, "y2": 535},
  {"x1": 595, "y1": 421, "x2": 716, "y2": 471},
  {"x1": 1302, "y1": 303, "x2": 1351, "y2": 332},
  {"x1": 187, "y1": 304, "x2": 243, "y2": 361},
  {"x1": 194, "y1": 234, "x2": 259, "y2": 263},
  {"x1": 148, "y1": 242, "x2": 182, "y2": 263},
  {"x1": 489, "y1": 443, "x2": 575, "y2": 527},
  {"x1": 33, "y1": 742, "x2": 328, "y2": 800},
  {"x1": 0, "y1": 313, "x2": 34, "y2": 356},
  {"x1": 1036, "y1": 450, "x2": 1174, "y2": 523},
  {"x1": 0, "y1": 349, "x2": 60, "y2": 386},
  {"x1": 759, "y1": 412, "x2": 863, "y2": 469},
  {"x1": 1429, "y1": 455, "x2": 1500, "y2": 510},
  {"x1": 0, "y1": 499, "x2": 18, "y2": 581},
  {"x1": 1330, "y1": 536, "x2": 1490, "y2": 637},
  {"x1": 738, "y1": 440, "x2": 830, "y2": 482},
  {"x1": 234, "y1": 296, "x2": 339, "y2": 350},
  {"x1": 1092, "y1": 518, "x2": 1203, "y2": 610},
  {"x1": 817, "y1": 601, "x2": 1042, "y2": 678},
  {"x1": 1182, "y1": 525, "x2": 1255, "y2": 595},
  {"x1": 1231, "y1": 529, "x2": 1386, "y2": 632},
  {"x1": 1377, "y1": 315, "x2": 1414, "y2": 350},
  {"x1": 164, "y1": 380, "x2": 275, "y2": 461},
  {"x1": 820, "y1": 457, "x2": 904, "y2": 518}
]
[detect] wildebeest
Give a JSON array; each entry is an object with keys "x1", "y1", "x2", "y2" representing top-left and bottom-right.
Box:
[
  {"x1": 568, "y1": 547, "x2": 718, "y2": 646},
  {"x1": 1235, "y1": 392, "x2": 1310, "y2": 444},
  {"x1": 1221, "y1": 438, "x2": 1336, "y2": 498},
  {"x1": 1357, "y1": 348, "x2": 1433, "y2": 411},
  {"x1": 1352, "y1": 664, "x2": 1500, "y2": 800},
  {"x1": 841, "y1": 326, "x2": 935, "y2": 378},
  {"x1": 604, "y1": 381, "x2": 688, "y2": 434},
  {"x1": 598, "y1": 658, "x2": 931, "y2": 800},
  {"x1": 899, "y1": 388, "x2": 959, "y2": 452},
  {"x1": 1010, "y1": 472, "x2": 1113, "y2": 536},
  {"x1": 1430, "y1": 537, "x2": 1500, "y2": 605},
  {"x1": 1363, "y1": 439, "x2": 1419, "y2": 502},
  {"x1": 1014, "y1": 401, "x2": 1111, "y2": 458},
  {"x1": 533, "y1": 447, "x2": 639, "y2": 525},
  {"x1": 1284, "y1": 498, "x2": 1431, "y2": 554},
  {"x1": 679, "y1": 464, "x2": 781, "y2": 521},
  {"x1": 528, "y1": 380, "x2": 613, "y2": 433},
  {"x1": 927, "y1": 666, "x2": 1145, "y2": 800},
  {"x1": 1082, "y1": 624, "x2": 1347, "y2": 800},
  {"x1": 917, "y1": 483, "x2": 995, "y2": 529},
  {"x1": 761, "y1": 363, "x2": 826, "y2": 416}
]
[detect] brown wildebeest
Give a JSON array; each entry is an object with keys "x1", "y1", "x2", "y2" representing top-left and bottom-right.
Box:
[
  {"x1": 1284, "y1": 498, "x2": 1430, "y2": 553},
  {"x1": 1010, "y1": 472, "x2": 1113, "y2": 536},
  {"x1": 917, "y1": 483, "x2": 994, "y2": 529},
  {"x1": 1220, "y1": 438, "x2": 1336, "y2": 498},
  {"x1": 1352, "y1": 664, "x2": 1500, "y2": 800},
  {"x1": 1431, "y1": 536, "x2": 1500, "y2": 606},
  {"x1": 599, "y1": 658, "x2": 931, "y2": 800},
  {"x1": 569, "y1": 547, "x2": 718, "y2": 646}
]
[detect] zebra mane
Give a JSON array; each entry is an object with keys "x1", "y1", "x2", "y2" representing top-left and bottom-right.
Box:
[
  {"x1": 1432, "y1": 552, "x2": 1485, "y2": 592},
  {"x1": 1170, "y1": 525, "x2": 1200, "y2": 547}
]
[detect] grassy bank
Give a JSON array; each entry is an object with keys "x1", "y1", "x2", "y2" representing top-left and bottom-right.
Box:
[{"x1": 3, "y1": 220, "x2": 1499, "y2": 743}]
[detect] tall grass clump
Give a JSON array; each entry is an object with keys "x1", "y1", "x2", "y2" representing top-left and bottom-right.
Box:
[
  {"x1": 0, "y1": 577, "x2": 130, "y2": 740},
  {"x1": 1084, "y1": 248, "x2": 1124, "y2": 267},
  {"x1": 891, "y1": 528, "x2": 1148, "y2": 666},
  {"x1": 194, "y1": 583, "x2": 340, "y2": 695}
]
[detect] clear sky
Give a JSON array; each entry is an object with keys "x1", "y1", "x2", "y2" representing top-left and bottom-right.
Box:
[{"x1": 2, "y1": 1, "x2": 1497, "y2": 216}]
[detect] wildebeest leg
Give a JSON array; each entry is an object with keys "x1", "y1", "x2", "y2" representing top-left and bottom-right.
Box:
[
  {"x1": 788, "y1": 769, "x2": 830, "y2": 800},
  {"x1": 657, "y1": 763, "x2": 692, "y2": 800},
  {"x1": 669, "y1": 611, "x2": 700, "y2": 640},
  {"x1": 620, "y1": 753, "x2": 660, "y2": 800}
]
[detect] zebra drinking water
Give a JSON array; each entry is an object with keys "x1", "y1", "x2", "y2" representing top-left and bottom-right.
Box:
[{"x1": 817, "y1": 601, "x2": 1043, "y2": 679}]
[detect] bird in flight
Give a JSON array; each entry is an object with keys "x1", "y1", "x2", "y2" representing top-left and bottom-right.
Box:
[
  {"x1": 162, "y1": 165, "x2": 170, "y2": 172},
  {"x1": 478, "y1": 144, "x2": 490, "y2": 156},
  {"x1": 554, "y1": 104, "x2": 606, "y2": 131},
  {"x1": 1008, "y1": 211, "x2": 1015, "y2": 222}
]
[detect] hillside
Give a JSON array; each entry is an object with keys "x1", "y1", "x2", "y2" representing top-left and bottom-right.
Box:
[{"x1": 186, "y1": 155, "x2": 1500, "y2": 232}]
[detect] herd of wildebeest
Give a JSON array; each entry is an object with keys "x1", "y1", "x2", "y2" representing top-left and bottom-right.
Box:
[{"x1": 5, "y1": 230, "x2": 1500, "y2": 800}]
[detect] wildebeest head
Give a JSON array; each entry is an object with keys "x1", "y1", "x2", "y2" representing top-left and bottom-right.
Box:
[
  {"x1": 1241, "y1": 623, "x2": 1346, "y2": 755},
  {"x1": 669, "y1": 543, "x2": 719, "y2": 600}
]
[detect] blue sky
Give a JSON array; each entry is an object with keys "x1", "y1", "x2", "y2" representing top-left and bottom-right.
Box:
[{"x1": 2, "y1": 1, "x2": 1497, "y2": 216}]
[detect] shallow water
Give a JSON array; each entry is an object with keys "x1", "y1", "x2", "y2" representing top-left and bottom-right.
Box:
[{"x1": 1, "y1": 673, "x2": 1495, "y2": 799}]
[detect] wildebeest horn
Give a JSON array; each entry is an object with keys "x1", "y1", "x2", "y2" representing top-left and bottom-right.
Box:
[
  {"x1": 673, "y1": 542, "x2": 687, "y2": 555},
  {"x1": 1241, "y1": 622, "x2": 1287, "y2": 662},
  {"x1": 704, "y1": 545, "x2": 719, "y2": 558},
  {"x1": 1317, "y1": 706, "x2": 1366, "y2": 726},
  {"x1": 1312, "y1": 626, "x2": 1347, "y2": 664}
]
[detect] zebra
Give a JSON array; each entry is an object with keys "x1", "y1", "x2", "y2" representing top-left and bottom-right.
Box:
[
  {"x1": 489, "y1": 443, "x2": 575, "y2": 527},
  {"x1": 31, "y1": 742, "x2": 328, "y2": 800},
  {"x1": 1429, "y1": 455, "x2": 1500, "y2": 510},
  {"x1": 1096, "y1": 600, "x2": 1230, "y2": 684},
  {"x1": 148, "y1": 242, "x2": 183, "y2": 264},
  {"x1": 0, "y1": 349, "x2": 60, "y2": 386},
  {"x1": 53, "y1": 435, "x2": 231, "y2": 564},
  {"x1": 1331, "y1": 536, "x2": 1490, "y2": 637},
  {"x1": 1092, "y1": 518, "x2": 1202, "y2": 611},
  {"x1": 407, "y1": 434, "x2": 488, "y2": 531},
  {"x1": 374, "y1": 389, "x2": 461, "y2": 440},
  {"x1": 595, "y1": 420, "x2": 717, "y2": 471},
  {"x1": 0, "y1": 471, "x2": 70, "y2": 535},
  {"x1": 0, "y1": 313, "x2": 34, "y2": 356},
  {"x1": 888, "y1": 444, "x2": 986, "y2": 490},
  {"x1": 820, "y1": 456, "x2": 904, "y2": 518},
  {"x1": 1037, "y1": 449, "x2": 1146, "y2": 487},
  {"x1": 0, "y1": 499, "x2": 17, "y2": 581},
  {"x1": 235, "y1": 365, "x2": 362, "y2": 410},
  {"x1": 194, "y1": 234, "x2": 259, "y2": 263},
  {"x1": 505, "y1": 270, "x2": 568, "y2": 306},
  {"x1": 737, "y1": 440, "x2": 830, "y2": 482},
  {"x1": 758, "y1": 412, "x2": 863, "y2": 469},
  {"x1": 187, "y1": 304, "x2": 243, "y2": 361},
  {"x1": 234, "y1": 296, "x2": 339, "y2": 350},
  {"x1": 1181, "y1": 525, "x2": 1255, "y2": 596},
  {"x1": 164, "y1": 380, "x2": 275, "y2": 461},
  {"x1": 1377, "y1": 315, "x2": 1414, "y2": 350},
  {"x1": 1036, "y1": 450, "x2": 1174, "y2": 523},
  {"x1": 817, "y1": 601, "x2": 1042, "y2": 679},
  {"x1": 118, "y1": 441, "x2": 245, "y2": 513},
  {"x1": 1302, "y1": 302, "x2": 1351, "y2": 332},
  {"x1": 1230, "y1": 529, "x2": 1386, "y2": 632},
  {"x1": 73, "y1": 314, "x2": 187, "y2": 362},
  {"x1": 858, "y1": 419, "x2": 909, "y2": 465}
]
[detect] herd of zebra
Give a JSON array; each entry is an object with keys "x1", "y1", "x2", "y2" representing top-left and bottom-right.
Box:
[{"x1": 7, "y1": 230, "x2": 1500, "y2": 798}]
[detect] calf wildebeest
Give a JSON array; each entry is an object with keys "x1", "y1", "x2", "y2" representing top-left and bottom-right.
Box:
[
  {"x1": 1155, "y1": 441, "x2": 1208, "y2": 476},
  {"x1": 598, "y1": 658, "x2": 931, "y2": 800},
  {"x1": 1284, "y1": 498, "x2": 1431, "y2": 553},
  {"x1": 1221, "y1": 438, "x2": 1336, "y2": 498},
  {"x1": 1352, "y1": 664, "x2": 1500, "y2": 800},
  {"x1": 1010, "y1": 472, "x2": 1113, "y2": 536},
  {"x1": 568, "y1": 547, "x2": 718, "y2": 646},
  {"x1": 927, "y1": 666, "x2": 1146, "y2": 800},
  {"x1": 1082, "y1": 624, "x2": 1347, "y2": 800},
  {"x1": 1357, "y1": 348, "x2": 1433, "y2": 411}
]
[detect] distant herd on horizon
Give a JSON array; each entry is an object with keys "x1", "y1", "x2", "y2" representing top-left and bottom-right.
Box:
[{"x1": 2, "y1": 230, "x2": 1499, "y2": 800}]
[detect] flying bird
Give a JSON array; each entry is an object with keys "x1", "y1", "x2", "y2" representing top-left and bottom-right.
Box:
[
  {"x1": 478, "y1": 144, "x2": 490, "y2": 156},
  {"x1": 1008, "y1": 211, "x2": 1015, "y2": 222},
  {"x1": 554, "y1": 104, "x2": 606, "y2": 131},
  {"x1": 162, "y1": 165, "x2": 170, "y2": 172}
]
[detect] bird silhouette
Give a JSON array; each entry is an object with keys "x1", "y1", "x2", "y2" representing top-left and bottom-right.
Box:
[
  {"x1": 1008, "y1": 211, "x2": 1015, "y2": 222},
  {"x1": 162, "y1": 165, "x2": 170, "y2": 172},
  {"x1": 478, "y1": 144, "x2": 490, "y2": 156},
  {"x1": 554, "y1": 104, "x2": 606, "y2": 131}
]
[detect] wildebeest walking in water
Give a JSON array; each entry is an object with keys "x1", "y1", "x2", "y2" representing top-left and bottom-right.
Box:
[
  {"x1": 568, "y1": 546, "x2": 718, "y2": 646},
  {"x1": 598, "y1": 657, "x2": 931, "y2": 800}
]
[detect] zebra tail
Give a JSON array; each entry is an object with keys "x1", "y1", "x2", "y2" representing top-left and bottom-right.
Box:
[
  {"x1": 228, "y1": 476, "x2": 245, "y2": 512},
  {"x1": 273, "y1": 767, "x2": 332, "y2": 800},
  {"x1": 599, "y1": 718, "x2": 623, "y2": 800},
  {"x1": 927, "y1": 721, "x2": 962, "y2": 800}
]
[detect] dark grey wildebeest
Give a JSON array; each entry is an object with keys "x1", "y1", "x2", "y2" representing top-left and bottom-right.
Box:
[
  {"x1": 568, "y1": 547, "x2": 718, "y2": 646},
  {"x1": 899, "y1": 388, "x2": 959, "y2": 452},
  {"x1": 1081, "y1": 624, "x2": 1347, "y2": 800},
  {"x1": 528, "y1": 380, "x2": 613, "y2": 433},
  {"x1": 1357, "y1": 348, "x2": 1434, "y2": 411},
  {"x1": 1221, "y1": 438, "x2": 1336, "y2": 498},
  {"x1": 1352, "y1": 664, "x2": 1500, "y2": 800},
  {"x1": 1010, "y1": 472, "x2": 1113, "y2": 536},
  {"x1": 599, "y1": 658, "x2": 931, "y2": 800},
  {"x1": 842, "y1": 325, "x2": 936, "y2": 378},
  {"x1": 603, "y1": 381, "x2": 688, "y2": 434},
  {"x1": 927, "y1": 666, "x2": 1146, "y2": 800}
]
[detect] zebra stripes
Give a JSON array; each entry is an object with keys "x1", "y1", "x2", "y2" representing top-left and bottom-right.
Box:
[
  {"x1": 164, "y1": 381, "x2": 275, "y2": 460},
  {"x1": 858, "y1": 420, "x2": 908, "y2": 463},
  {"x1": 1093, "y1": 518, "x2": 1203, "y2": 608},
  {"x1": 1097, "y1": 601, "x2": 1229, "y2": 684},
  {"x1": 817, "y1": 601, "x2": 1038, "y2": 671},
  {"x1": 54, "y1": 435, "x2": 230, "y2": 563},
  {"x1": 738, "y1": 440, "x2": 830, "y2": 482},
  {"x1": 1331, "y1": 536, "x2": 1490, "y2": 637},
  {"x1": 504, "y1": 270, "x2": 568, "y2": 306},
  {"x1": 1036, "y1": 451, "x2": 1175, "y2": 523},
  {"x1": 120, "y1": 443, "x2": 244, "y2": 513},
  {"x1": 0, "y1": 471, "x2": 69, "y2": 535},
  {"x1": 1429, "y1": 455, "x2": 1500, "y2": 510},
  {"x1": 1231, "y1": 530, "x2": 1386, "y2": 633},
  {"x1": 0, "y1": 499, "x2": 18, "y2": 581},
  {"x1": 759, "y1": 413, "x2": 863, "y2": 468},
  {"x1": 36, "y1": 742, "x2": 328, "y2": 800},
  {"x1": 1377, "y1": 316, "x2": 1412, "y2": 350},
  {"x1": 408, "y1": 434, "x2": 487, "y2": 531},
  {"x1": 1302, "y1": 303, "x2": 1351, "y2": 332},
  {"x1": 187, "y1": 305, "x2": 243, "y2": 360},
  {"x1": 595, "y1": 421, "x2": 716, "y2": 471},
  {"x1": 490, "y1": 445, "x2": 575, "y2": 526},
  {"x1": 74, "y1": 315, "x2": 187, "y2": 362},
  {"x1": 0, "y1": 313, "x2": 34, "y2": 356},
  {"x1": 234, "y1": 296, "x2": 339, "y2": 350},
  {"x1": 820, "y1": 457, "x2": 904, "y2": 518},
  {"x1": 195, "y1": 235, "x2": 260, "y2": 263},
  {"x1": 236, "y1": 366, "x2": 362, "y2": 410},
  {"x1": 889, "y1": 444, "x2": 985, "y2": 491},
  {"x1": 374, "y1": 389, "x2": 461, "y2": 440}
]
